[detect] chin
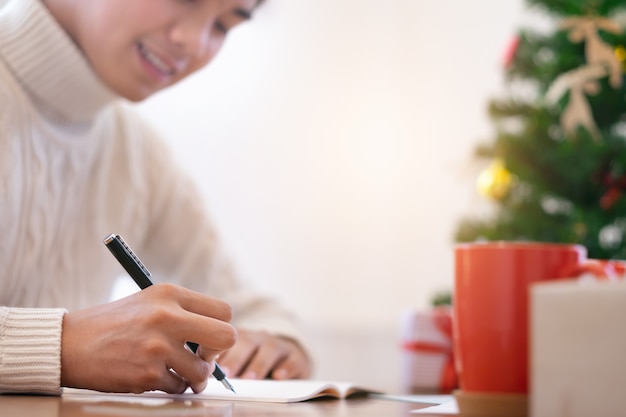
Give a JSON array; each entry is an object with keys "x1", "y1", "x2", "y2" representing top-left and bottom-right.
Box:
[
  {"x1": 116, "y1": 87, "x2": 157, "y2": 102},
  {"x1": 110, "y1": 77, "x2": 178, "y2": 102},
  {"x1": 124, "y1": 93, "x2": 152, "y2": 102}
]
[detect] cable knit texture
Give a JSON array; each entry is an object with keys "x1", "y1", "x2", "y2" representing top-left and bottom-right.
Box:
[{"x1": 0, "y1": 0, "x2": 302, "y2": 394}]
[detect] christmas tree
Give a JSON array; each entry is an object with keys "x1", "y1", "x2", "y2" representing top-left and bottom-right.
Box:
[{"x1": 455, "y1": 0, "x2": 626, "y2": 260}]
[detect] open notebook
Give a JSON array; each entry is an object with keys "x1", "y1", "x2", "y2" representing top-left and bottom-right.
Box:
[{"x1": 64, "y1": 378, "x2": 384, "y2": 403}]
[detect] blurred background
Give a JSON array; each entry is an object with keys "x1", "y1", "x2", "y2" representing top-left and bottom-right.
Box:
[{"x1": 116, "y1": 0, "x2": 549, "y2": 391}]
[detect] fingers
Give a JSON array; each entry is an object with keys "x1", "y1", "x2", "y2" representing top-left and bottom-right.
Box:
[
  {"x1": 148, "y1": 283, "x2": 232, "y2": 322},
  {"x1": 242, "y1": 345, "x2": 284, "y2": 380},
  {"x1": 176, "y1": 315, "x2": 237, "y2": 358},
  {"x1": 151, "y1": 357, "x2": 212, "y2": 395},
  {"x1": 217, "y1": 334, "x2": 258, "y2": 378},
  {"x1": 123, "y1": 338, "x2": 217, "y2": 394},
  {"x1": 218, "y1": 330, "x2": 312, "y2": 380},
  {"x1": 167, "y1": 346, "x2": 216, "y2": 393},
  {"x1": 158, "y1": 368, "x2": 190, "y2": 394},
  {"x1": 140, "y1": 285, "x2": 236, "y2": 390},
  {"x1": 229, "y1": 333, "x2": 281, "y2": 379},
  {"x1": 140, "y1": 284, "x2": 237, "y2": 357},
  {"x1": 270, "y1": 347, "x2": 312, "y2": 379}
]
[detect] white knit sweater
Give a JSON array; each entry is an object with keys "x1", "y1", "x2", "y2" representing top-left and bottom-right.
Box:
[{"x1": 0, "y1": 0, "x2": 300, "y2": 394}]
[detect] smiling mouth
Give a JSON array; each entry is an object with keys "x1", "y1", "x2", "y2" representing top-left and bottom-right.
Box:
[{"x1": 138, "y1": 42, "x2": 175, "y2": 77}]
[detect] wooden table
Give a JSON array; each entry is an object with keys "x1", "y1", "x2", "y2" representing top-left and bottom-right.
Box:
[{"x1": 0, "y1": 394, "x2": 440, "y2": 417}]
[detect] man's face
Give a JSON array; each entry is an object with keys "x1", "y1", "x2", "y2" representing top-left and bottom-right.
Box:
[{"x1": 66, "y1": 0, "x2": 257, "y2": 101}]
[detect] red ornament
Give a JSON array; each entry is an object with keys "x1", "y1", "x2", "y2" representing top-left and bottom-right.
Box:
[
  {"x1": 503, "y1": 35, "x2": 521, "y2": 69},
  {"x1": 600, "y1": 172, "x2": 626, "y2": 210}
]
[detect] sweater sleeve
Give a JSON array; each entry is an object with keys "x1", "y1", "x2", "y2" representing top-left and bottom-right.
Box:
[{"x1": 0, "y1": 307, "x2": 66, "y2": 394}]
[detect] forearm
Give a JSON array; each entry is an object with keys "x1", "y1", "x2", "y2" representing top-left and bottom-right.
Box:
[{"x1": 0, "y1": 307, "x2": 66, "y2": 394}]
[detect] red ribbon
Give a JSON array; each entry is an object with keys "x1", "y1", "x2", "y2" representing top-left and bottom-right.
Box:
[{"x1": 402, "y1": 308, "x2": 458, "y2": 393}]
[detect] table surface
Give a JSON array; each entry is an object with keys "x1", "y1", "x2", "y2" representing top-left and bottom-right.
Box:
[{"x1": 0, "y1": 393, "x2": 444, "y2": 417}]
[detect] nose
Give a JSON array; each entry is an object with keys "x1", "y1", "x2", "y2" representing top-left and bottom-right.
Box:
[{"x1": 168, "y1": 15, "x2": 214, "y2": 58}]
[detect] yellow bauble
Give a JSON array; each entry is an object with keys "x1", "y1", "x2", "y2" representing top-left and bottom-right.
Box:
[
  {"x1": 477, "y1": 160, "x2": 515, "y2": 201},
  {"x1": 615, "y1": 46, "x2": 626, "y2": 71}
]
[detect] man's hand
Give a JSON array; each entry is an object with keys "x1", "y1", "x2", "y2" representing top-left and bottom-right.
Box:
[
  {"x1": 60, "y1": 283, "x2": 236, "y2": 394},
  {"x1": 215, "y1": 329, "x2": 312, "y2": 380}
]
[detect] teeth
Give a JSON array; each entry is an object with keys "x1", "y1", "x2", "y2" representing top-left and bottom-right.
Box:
[{"x1": 139, "y1": 43, "x2": 174, "y2": 75}]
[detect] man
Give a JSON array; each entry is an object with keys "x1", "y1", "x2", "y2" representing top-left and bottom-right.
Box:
[{"x1": 0, "y1": 0, "x2": 311, "y2": 395}]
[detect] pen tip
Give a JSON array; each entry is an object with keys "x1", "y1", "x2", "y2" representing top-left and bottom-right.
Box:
[{"x1": 222, "y1": 379, "x2": 236, "y2": 394}]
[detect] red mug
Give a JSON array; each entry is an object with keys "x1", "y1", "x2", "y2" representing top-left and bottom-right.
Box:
[{"x1": 453, "y1": 242, "x2": 619, "y2": 415}]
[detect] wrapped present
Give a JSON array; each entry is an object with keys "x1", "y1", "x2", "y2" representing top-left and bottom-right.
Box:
[{"x1": 400, "y1": 306, "x2": 458, "y2": 393}]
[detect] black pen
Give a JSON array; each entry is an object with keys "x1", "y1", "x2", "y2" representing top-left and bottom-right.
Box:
[{"x1": 103, "y1": 233, "x2": 236, "y2": 394}]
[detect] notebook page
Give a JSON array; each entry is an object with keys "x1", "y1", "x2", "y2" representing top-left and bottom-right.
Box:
[
  {"x1": 64, "y1": 379, "x2": 376, "y2": 403},
  {"x1": 190, "y1": 378, "x2": 346, "y2": 402}
]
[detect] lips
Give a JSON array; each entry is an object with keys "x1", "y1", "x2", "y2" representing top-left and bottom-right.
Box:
[{"x1": 137, "y1": 42, "x2": 176, "y2": 77}]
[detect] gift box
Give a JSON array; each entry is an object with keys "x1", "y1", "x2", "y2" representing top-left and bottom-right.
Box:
[
  {"x1": 530, "y1": 280, "x2": 626, "y2": 417},
  {"x1": 400, "y1": 306, "x2": 458, "y2": 393}
]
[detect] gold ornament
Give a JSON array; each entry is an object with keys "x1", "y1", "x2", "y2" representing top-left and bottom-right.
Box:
[
  {"x1": 477, "y1": 160, "x2": 515, "y2": 201},
  {"x1": 614, "y1": 46, "x2": 626, "y2": 72}
]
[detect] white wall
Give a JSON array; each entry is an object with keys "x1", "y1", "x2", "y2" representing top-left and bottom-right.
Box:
[{"x1": 127, "y1": 0, "x2": 541, "y2": 389}]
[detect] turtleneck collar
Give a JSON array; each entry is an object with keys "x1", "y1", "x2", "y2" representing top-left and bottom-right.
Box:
[{"x1": 0, "y1": 0, "x2": 118, "y2": 125}]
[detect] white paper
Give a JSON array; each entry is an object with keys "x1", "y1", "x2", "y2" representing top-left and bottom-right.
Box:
[
  {"x1": 64, "y1": 378, "x2": 382, "y2": 403},
  {"x1": 411, "y1": 400, "x2": 459, "y2": 414},
  {"x1": 371, "y1": 393, "x2": 453, "y2": 405}
]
